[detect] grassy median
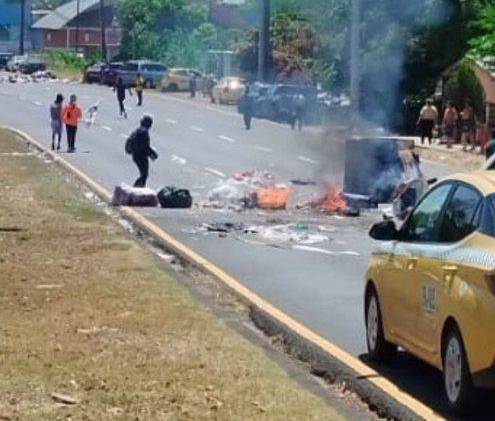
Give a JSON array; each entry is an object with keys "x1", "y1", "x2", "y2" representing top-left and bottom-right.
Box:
[{"x1": 0, "y1": 129, "x2": 345, "y2": 420}]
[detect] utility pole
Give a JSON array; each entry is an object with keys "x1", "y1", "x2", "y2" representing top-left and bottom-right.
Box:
[
  {"x1": 257, "y1": 0, "x2": 270, "y2": 82},
  {"x1": 19, "y1": 0, "x2": 26, "y2": 55},
  {"x1": 100, "y1": 0, "x2": 107, "y2": 61},
  {"x1": 75, "y1": 0, "x2": 80, "y2": 53},
  {"x1": 350, "y1": 0, "x2": 361, "y2": 117}
]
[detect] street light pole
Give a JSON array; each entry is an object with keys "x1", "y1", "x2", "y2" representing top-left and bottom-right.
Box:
[
  {"x1": 100, "y1": 0, "x2": 107, "y2": 61},
  {"x1": 350, "y1": 0, "x2": 361, "y2": 117},
  {"x1": 19, "y1": 0, "x2": 26, "y2": 55},
  {"x1": 258, "y1": 0, "x2": 270, "y2": 82},
  {"x1": 75, "y1": 0, "x2": 80, "y2": 53}
]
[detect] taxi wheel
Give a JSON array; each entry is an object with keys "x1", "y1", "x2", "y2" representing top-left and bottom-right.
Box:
[
  {"x1": 365, "y1": 289, "x2": 397, "y2": 362},
  {"x1": 443, "y1": 327, "x2": 474, "y2": 414}
]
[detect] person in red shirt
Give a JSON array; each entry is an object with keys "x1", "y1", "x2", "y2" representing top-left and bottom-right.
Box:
[{"x1": 62, "y1": 94, "x2": 83, "y2": 153}]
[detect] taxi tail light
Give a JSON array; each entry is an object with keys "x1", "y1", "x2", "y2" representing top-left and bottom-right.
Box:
[{"x1": 485, "y1": 274, "x2": 495, "y2": 295}]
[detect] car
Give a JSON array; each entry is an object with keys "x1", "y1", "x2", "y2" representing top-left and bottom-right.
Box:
[
  {"x1": 160, "y1": 67, "x2": 203, "y2": 92},
  {"x1": 19, "y1": 58, "x2": 46, "y2": 75},
  {"x1": 256, "y1": 84, "x2": 317, "y2": 122},
  {"x1": 211, "y1": 76, "x2": 245, "y2": 105},
  {"x1": 118, "y1": 60, "x2": 167, "y2": 89},
  {"x1": 366, "y1": 172, "x2": 495, "y2": 413},
  {"x1": 101, "y1": 62, "x2": 124, "y2": 86},
  {"x1": 0, "y1": 53, "x2": 13, "y2": 69},
  {"x1": 6, "y1": 55, "x2": 28, "y2": 72},
  {"x1": 84, "y1": 62, "x2": 105, "y2": 83}
]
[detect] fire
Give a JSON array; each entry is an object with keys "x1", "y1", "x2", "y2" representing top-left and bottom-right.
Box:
[{"x1": 319, "y1": 185, "x2": 349, "y2": 213}]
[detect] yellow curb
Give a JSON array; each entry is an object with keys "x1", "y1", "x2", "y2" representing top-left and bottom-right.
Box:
[{"x1": 2, "y1": 125, "x2": 445, "y2": 421}]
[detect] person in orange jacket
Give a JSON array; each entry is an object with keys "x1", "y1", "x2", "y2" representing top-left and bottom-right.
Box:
[{"x1": 62, "y1": 94, "x2": 83, "y2": 153}]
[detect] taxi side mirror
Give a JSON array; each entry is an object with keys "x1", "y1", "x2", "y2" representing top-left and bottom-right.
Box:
[{"x1": 369, "y1": 220, "x2": 399, "y2": 241}]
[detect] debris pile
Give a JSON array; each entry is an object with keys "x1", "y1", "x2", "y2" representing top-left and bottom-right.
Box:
[{"x1": 1, "y1": 71, "x2": 57, "y2": 84}]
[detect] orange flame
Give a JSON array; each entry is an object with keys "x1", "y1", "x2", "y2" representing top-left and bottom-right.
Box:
[{"x1": 319, "y1": 185, "x2": 348, "y2": 213}]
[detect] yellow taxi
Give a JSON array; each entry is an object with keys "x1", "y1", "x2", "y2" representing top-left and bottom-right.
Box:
[{"x1": 366, "y1": 171, "x2": 495, "y2": 413}]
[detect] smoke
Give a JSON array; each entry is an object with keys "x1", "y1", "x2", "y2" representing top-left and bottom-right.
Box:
[{"x1": 359, "y1": 0, "x2": 451, "y2": 129}]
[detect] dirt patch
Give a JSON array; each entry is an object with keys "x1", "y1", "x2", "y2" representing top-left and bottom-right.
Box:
[{"x1": 0, "y1": 129, "x2": 350, "y2": 420}]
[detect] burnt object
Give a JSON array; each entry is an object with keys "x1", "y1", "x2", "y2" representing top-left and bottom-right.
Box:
[{"x1": 343, "y1": 138, "x2": 404, "y2": 208}]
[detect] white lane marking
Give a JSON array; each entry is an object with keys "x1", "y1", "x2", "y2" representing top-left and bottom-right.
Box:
[
  {"x1": 190, "y1": 125, "x2": 205, "y2": 133},
  {"x1": 171, "y1": 154, "x2": 187, "y2": 165},
  {"x1": 165, "y1": 118, "x2": 178, "y2": 125},
  {"x1": 218, "y1": 135, "x2": 235, "y2": 143},
  {"x1": 32, "y1": 100, "x2": 42, "y2": 106},
  {"x1": 204, "y1": 167, "x2": 226, "y2": 178},
  {"x1": 101, "y1": 125, "x2": 113, "y2": 132},
  {"x1": 292, "y1": 245, "x2": 360, "y2": 256},
  {"x1": 119, "y1": 133, "x2": 128, "y2": 139},
  {"x1": 298, "y1": 155, "x2": 318, "y2": 165},
  {"x1": 256, "y1": 146, "x2": 273, "y2": 153}
]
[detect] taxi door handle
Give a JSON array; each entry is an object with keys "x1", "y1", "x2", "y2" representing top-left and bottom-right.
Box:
[{"x1": 406, "y1": 257, "x2": 418, "y2": 270}]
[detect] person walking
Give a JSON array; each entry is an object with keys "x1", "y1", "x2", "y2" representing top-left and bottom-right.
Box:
[
  {"x1": 417, "y1": 98, "x2": 438, "y2": 145},
  {"x1": 62, "y1": 94, "x2": 82, "y2": 153},
  {"x1": 50, "y1": 93, "x2": 64, "y2": 151},
  {"x1": 126, "y1": 116, "x2": 158, "y2": 187},
  {"x1": 134, "y1": 73, "x2": 145, "y2": 107},
  {"x1": 460, "y1": 99, "x2": 477, "y2": 152},
  {"x1": 189, "y1": 75, "x2": 197, "y2": 98},
  {"x1": 442, "y1": 101, "x2": 458, "y2": 148},
  {"x1": 114, "y1": 77, "x2": 132, "y2": 118},
  {"x1": 291, "y1": 93, "x2": 306, "y2": 131},
  {"x1": 241, "y1": 86, "x2": 254, "y2": 130}
]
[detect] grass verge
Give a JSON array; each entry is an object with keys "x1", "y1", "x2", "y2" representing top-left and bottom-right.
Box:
[{"x1": 0, "y1": 129, "x2": 345, "y2": 420}]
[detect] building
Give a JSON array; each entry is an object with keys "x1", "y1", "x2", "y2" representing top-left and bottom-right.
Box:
[
  {"x1": 0, "y1": 0, "x2": 34, "y2": 53},
  {"x1": 32, "y1": 0, "x2": 121, "y2": 58}
]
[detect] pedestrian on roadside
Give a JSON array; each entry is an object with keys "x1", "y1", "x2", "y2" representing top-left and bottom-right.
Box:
[
  {"x1": 50, "y1": 93, "x2": 64, "y2": 151},
  {"x1": 134, "y1": 73, "x2": 145, "y2": 107},
  {"x1": 291, "y1": 93, "x2": 306, "y2": 131},
  {"x1": 189, "y1": 75, "x2": 197, "y2": 98},
  {"x1": 114, "y1": 77, "x2": 132, "y2": 118},
  {"x1": 241, "y1": 85, "x2": 254, "y2": 130},
  {"x1": 460, "y1": 99, "x2": 477, "y2": 152},
  {"x1": 126, "y1": 115, "x2": 158, "y2": 187},
  {"x1": 62, "y1": 94, "x2": 83, "y2": 153},
  {"x1": 442, "y1": 101, "x2": 458, "y2": 148},
  {"x1": 417, "y1": 98, "x2": 438, "y2": 145}
]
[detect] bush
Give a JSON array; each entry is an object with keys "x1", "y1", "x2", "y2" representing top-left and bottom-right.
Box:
[
  {"x1": 44, "y1": 50, "x2": 88, "y2": 73},
  {"x1": 444, "y1": 59, "x2": 485, "y2": 120}
]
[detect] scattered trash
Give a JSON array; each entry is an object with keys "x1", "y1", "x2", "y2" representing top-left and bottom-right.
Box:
[
  {"x1": 4, "y1": 71, "x2": 57, "y2": 84},
  {"x1": 290, "y1": 179, "x2": 316, "y2": 186},
  {"x1": 256, "y1": 187, "x2": 292, "y2": 210},
  {"x1": 112, "y1": 183, "x2": 158, "y2": 207},
  {"x1": 51, "y1": 393, "x2": 78, "y2": 405},
  {"x1": 204, "y1": 222, "x2": 245, "y2": 233}
]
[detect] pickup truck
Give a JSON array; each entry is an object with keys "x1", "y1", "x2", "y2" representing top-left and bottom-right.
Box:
[{"x1": 117, "y1": 60, "x2": 167, "y2": 88}]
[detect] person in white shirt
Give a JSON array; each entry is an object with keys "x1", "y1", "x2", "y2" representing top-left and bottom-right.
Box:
[{"x1": 417, "y1": 98, "x2": 438, "y2": 145}]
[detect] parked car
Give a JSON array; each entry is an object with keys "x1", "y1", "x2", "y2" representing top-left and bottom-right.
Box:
[
  {"x1": 257, "y1": 84, "x2": 317, "y2": 122},
  {"x1": 19, "y1": 58, "x2": 46, "y2": 75},
  {"x1": 118, "y1": 60, "x2": 167, "y2": 88},
  {"x1": 160, "y1": 68, "x2": 203, "y2": 92},
  {"x1": 211, "y1": 77, "x2": 246, "y2": 105},
  {"x1": 84, "y1": 62, "x2": 105, "y2": 83},
  {"x1": 101, "y1": 62, "x2": 124, "y2": 86},
  {"x1": 0, "y1": 53, "x2": 13, "y2": 70},
  {"x1": 366, "y1": 173, "x2": 495, "y2": 413},
  {"x1": 6, "y1": 55, "x2": 28, "y2": 72}
]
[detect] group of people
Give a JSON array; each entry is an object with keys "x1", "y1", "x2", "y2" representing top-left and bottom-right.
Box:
[
  {"x1": 49, "y1": 93, "x2": 83, "y2": 152},
  {"x1": 113, "y1": 73, "x2": 146, "y2": 119},
  {"x1": 417, "y1": 98, "x2": 477, "y2": 151}
]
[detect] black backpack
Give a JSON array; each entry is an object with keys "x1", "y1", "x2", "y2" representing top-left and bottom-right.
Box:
[
  {"x1": 125, "y1": 130, "x2": 137, "y2": 155},
  {"x1": 157, "y1": 187, "x2": 193, "y2": 208}
]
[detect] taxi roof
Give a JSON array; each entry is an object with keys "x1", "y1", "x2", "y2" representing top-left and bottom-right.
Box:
[{"x1": 441, "y1": 171, "x2": 495, "y2": 196}]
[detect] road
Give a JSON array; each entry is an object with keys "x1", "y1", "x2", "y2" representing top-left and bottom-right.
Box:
[{"x1": 0, "y1": 77, "x2": 490, "y2": 420}]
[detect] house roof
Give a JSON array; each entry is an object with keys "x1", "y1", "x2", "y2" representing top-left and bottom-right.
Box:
[{"x1": 32, "y1": 0, "x2": 110, "y2": 30}]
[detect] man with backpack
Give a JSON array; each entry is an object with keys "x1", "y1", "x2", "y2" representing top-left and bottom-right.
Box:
[{"x1": 125, "y1": 115, "x2": 158, "y2": 187}]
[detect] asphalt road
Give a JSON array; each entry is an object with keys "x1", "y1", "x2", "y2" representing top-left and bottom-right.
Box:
[{"x1": 1, "y1": 77, "x2": 490, "y2": 420}]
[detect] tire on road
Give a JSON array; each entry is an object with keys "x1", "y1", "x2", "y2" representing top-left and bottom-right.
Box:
[
  {"x1": 365, "y1": 286, "x2": 397, "y2": 362},
  {"x1": 442, "y1": 324, "x2": 475, "y2": 414}
]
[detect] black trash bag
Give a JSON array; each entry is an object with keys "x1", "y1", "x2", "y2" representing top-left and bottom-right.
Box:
[{"x1": 158, "y1": 187, "x2": 193, "y2": 208}]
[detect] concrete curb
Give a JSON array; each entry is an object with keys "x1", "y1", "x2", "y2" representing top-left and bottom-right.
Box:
[{"x1": 2, "y1": 125, "x2": 445, "y2": 421}]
